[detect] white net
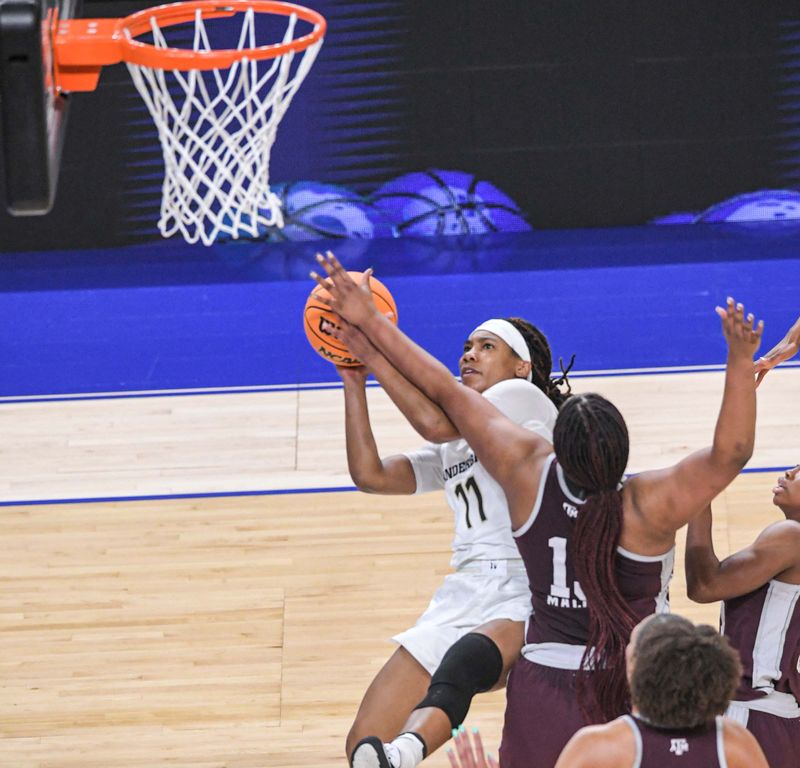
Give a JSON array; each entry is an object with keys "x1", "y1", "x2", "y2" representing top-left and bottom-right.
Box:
[{"x1": 126, "y1": 8, "x2": 322, "y2": 245}]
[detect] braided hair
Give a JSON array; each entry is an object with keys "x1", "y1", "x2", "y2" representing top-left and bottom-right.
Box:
[
  {"x1": 552, "y1": 392, "x2": 637, "y2": 722},
  {"x1": 505, "y1": 317, "x2": 574, "y2": 409}
]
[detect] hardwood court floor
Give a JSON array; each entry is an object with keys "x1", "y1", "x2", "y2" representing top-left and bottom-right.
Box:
[
  {"x1": 0, "y1": 367, "x2": 796, "y2": 503},
  {"x1": 0, "y1": 475, "x2": 787, "y2": 768},
  {"x1": 0, "y1": 368, "x2": 796, "y2": 767}
]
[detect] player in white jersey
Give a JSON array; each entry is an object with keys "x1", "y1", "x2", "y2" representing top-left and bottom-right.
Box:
[{"x1": 339, "y1": 310, "x2": 571, "y2": 766}]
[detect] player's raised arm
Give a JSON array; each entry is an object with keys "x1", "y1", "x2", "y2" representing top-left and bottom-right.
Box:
[
  {"x1": 311, "y1": 252, "x2": 551, "y2": 494},
  {"x1": 341, "y1": 319, "x2": 460, "y2": 443},
  {"x1": 625, "y1": 298, "x2": 763, "y2": 545},
  {"x1": 337, "y1": 364, "x2": 420, "y2": 494},
  {"x1": 686, "y1": 505, "x2": 800, "y2": 603}
]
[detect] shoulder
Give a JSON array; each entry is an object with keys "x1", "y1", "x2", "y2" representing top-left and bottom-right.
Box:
[
  {"x1": 752, "y1": 520, "x2": 800, "y2": 570},
  {"x1": 756, "y1": 518, "x2": 800, "y2": 544},
  {"x1": 555, "y1": 719, "x2": 636, "y2": 768},
  {"x1": 618, "y1": 476, "x2": 678, "y2": 554},
  {"x1": 721, "y1": 718, "x2": 769, "y2": 767},
  {"x1": 482, "y1": 377, "x2": 558, "y2": 423}
]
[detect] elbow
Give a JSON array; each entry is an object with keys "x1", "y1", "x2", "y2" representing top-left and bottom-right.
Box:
[
  {"x1": 418, "y1": 418, "x2": 459, "y2": 444},
  {"x1": 349, "y1": 469, "x2": 382, "y2": 494},
  {"x1": 686, "y1": 581, "x2": 716, "y2": 604},
  {"x1": 731, "y1": 439, "x2": 754, "y2": 468},
  {"x1": 712, "y1": 440, "x2": 753, "y2": 475},
  {"x1": 352, "y1": 479, "x2": 384, "y2": 494},
  {"x1": 353, "y1": 480, "x2": 384, "y2": 494}
]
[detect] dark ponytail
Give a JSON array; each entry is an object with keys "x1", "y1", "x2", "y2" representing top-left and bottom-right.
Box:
[
  {"x1": 553, "y1": 393, "x2": 637, "y2": 722},
  {"x1": 506, "y1": 317, "x2": 574, "y2": 409}
]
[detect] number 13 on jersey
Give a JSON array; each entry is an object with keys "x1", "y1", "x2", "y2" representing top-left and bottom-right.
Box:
[{"x1": 548, "y1": 536, "x2": 587, "y2": 608}]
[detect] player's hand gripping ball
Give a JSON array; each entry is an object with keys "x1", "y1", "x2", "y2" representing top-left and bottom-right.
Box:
[{"x1": 303, "y1": 271, "x2": 397, "y2": 366}]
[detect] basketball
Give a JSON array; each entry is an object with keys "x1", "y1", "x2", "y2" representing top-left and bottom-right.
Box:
[{"x1": 303, "y1": 272, "x2": 398, "y2": 366}]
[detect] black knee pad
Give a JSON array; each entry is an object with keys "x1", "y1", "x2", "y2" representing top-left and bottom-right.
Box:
[{"x1": 414, "y1": 632, "x2": 503, "y2": 729}]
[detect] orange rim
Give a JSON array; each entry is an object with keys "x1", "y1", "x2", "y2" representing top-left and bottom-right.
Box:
[
  {"x1": 119, "y1": 0, "x2": 327, "y2": 69},
  {"x1": 54, "y1": 0, "x2": 325, "y2": 78},
  {"x1": 120, "y1": 0, "x2": 326, "y2": 69}
]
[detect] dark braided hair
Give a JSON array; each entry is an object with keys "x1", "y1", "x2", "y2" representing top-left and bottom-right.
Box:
[
  {"x1": 631, "y1": 615, "x2": 741, "y2": 728},
  {"x1": 552, "y1": 392, "x2": 636, "y2": 723},
  {"x1": 505, "y1": 317, "x2": 574, "y2": 409}
]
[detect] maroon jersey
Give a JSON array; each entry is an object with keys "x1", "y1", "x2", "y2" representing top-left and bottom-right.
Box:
[
  {"x1": 723, "y1": 579, "x2": 800, "y2": 705},
  {"x1": 514, "y1": 454, "x2": 674, "y2": 659},
  {"x1": 623, "y1": 715, "x2": 726, "y2": 767}
]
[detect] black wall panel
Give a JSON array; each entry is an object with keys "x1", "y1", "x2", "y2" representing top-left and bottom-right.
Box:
[{"x1": 0, "y1": 0, "x2": 797, "y2": 250}]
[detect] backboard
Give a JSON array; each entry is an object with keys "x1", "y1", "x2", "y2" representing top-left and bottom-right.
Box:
[{"x1": 0, "y1": 0, "x2": 80, "y2": 214}]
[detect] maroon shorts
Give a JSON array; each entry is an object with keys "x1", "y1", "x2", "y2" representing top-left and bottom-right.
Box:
[
  {"x1": 745, "y1": 709, "x2": 800, "y2": 768},
  {"x1": 499, "y1": 659, "x2": 590, "y2": 768}
]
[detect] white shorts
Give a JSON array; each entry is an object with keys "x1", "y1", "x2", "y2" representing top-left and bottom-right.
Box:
[{"x1": 392, "y1": 559, "x2": 531, "y2": 675}]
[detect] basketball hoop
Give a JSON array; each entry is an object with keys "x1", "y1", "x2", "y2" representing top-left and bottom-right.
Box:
[{"x1": 53, "y1": 1, "x2": 326, "y2": 244}]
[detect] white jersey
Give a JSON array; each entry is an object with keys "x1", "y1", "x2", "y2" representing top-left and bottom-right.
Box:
[{"x1": 404, "y1": 378, "x2": 558, "y2": 569}]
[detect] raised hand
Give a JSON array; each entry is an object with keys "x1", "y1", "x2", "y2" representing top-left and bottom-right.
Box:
[
  {"x1": 715, "y1": 297, "x2": 763, "y2": 361},
  {"x1": 339, "y1": 320, "x2": 382, "y2": 365},
  {"x1": 310, "y1": 251, "x2": 378, "y2": 327},
  {"x1": 754, "y1": 316, "x2": 799, "y2": 387}
]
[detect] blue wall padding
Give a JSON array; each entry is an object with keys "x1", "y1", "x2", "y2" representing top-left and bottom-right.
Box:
[{"x1": 0, "y1": 225, "x2": 797, "y2": 397}]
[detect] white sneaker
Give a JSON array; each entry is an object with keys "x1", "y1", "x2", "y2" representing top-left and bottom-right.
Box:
[{"x1": 351, "y1": 736, "x2": 395, "y2": 768}]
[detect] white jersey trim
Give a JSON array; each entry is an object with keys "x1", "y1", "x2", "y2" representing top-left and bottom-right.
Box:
[
  {"x1": 728, "y1": 689, "x2": 800, "y2": 719},
  {"x1": 513, "y1": 453, "x2": 555, "y2": 538},
  {"x1": 616, "y1": 545, "x2": 674, "y2": 563},
  {"x1": 521, "y1": 641, "x2": 589, "y2": 669},
  {"x1": 621, "y1": 715, "x2": 643, "y2": 768},
  {"x1": 715, "y1": 716, "x2": 727, "y2": 768},
  {"x1": 614, "y1": 545, "x2": 674, "y2": 615},
  {"x1": 751, "y1": 579, "x2": 800, "y2": 692}
]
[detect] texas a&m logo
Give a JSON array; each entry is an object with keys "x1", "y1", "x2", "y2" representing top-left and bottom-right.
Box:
[{"x1": 669, "y1": 738, "x2": 689, "y2": 756}]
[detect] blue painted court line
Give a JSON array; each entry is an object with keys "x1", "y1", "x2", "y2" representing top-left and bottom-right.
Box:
[
  {"x1": 0, "y1": 486, "x2": 359, "y2": 508},
  {"x1": 0, "y1": 468, "x2": 792, "y2": 508}
]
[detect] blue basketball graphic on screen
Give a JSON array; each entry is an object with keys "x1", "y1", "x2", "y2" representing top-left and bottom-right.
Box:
[
  {"x1": 650, "y1": 212, "x2": 696, "y2": 225},
  {"x1": 694, "y1": 190, "x2": 800, "y2": 223},
  {"x1": 371, "y1": 170, "x2": 531, "y2": 236},
  {"x1": 266, "y1": 181, "x2": 391, "y2": 241}
]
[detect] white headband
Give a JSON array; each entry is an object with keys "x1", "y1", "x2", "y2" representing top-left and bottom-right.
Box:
[{"x1": 470, "y1": 319, "x2": 533, "y2": 382}]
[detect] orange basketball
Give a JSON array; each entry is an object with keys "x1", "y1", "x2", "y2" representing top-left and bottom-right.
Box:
[{"x1": 303, "y1": 272, "x2": 398, "y2": 366}]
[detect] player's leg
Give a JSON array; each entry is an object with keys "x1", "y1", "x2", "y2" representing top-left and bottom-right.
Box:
[
  {"x1": 499, "y1": 660, "x2": 587, "y2": 768},
  {"x1": 346, "y1": 646, "x2": 431, "y2": 760},
  {"x1": 403, "y1": 619, "x2": 523, "y2": 751},
  {"x1": 353, "y1": 619, "x2": 523, "y2": 767}
]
